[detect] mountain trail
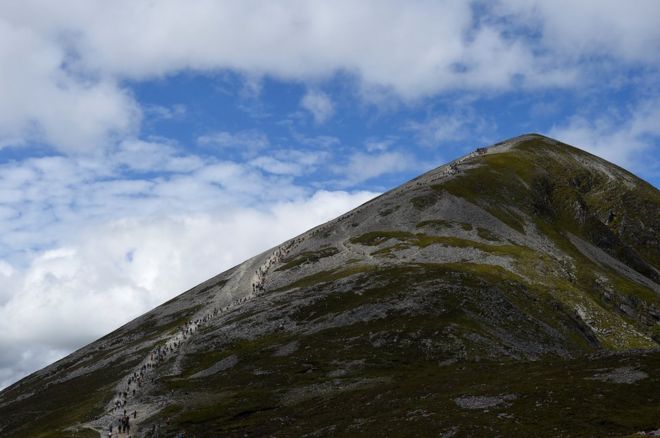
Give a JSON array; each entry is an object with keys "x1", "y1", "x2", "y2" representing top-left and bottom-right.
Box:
[{"x1": 81, "y1": 237, "x2": 303, "y2": 437}]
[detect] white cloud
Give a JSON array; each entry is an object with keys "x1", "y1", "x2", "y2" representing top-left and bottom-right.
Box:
[
  {"x1": 301, "y1": 90, "x2": 335, "y2": 124},
  {"x1": 0, "y1": 16, "x2": 140, "y2": 153},
  {"x1": 0, "y1": 192, "x2": 372, "y2": 347},
  {"x1": 249, "y1": 156, "x2": 303, "y2": 176},
  {"x1": 4, "y1": 1, "x2": 644, "y2": 109},
  {"x1": 407, "y1": 111, "x2": 494, "y2": 148},
  {"x1": 548, "y1": 98, "x2": 660, "y2": 174},
  {"x1": 0, "y1": 145, "x2": 319, "y2": 268},
  {"x1": 0, "y1": 190, "x2": 376, "y2": 389},
  {"x1": 114, "y1": 139, "x2": 204, "y2": 173},
  {"x1": 338, "y1": 151, "x2": 419, "y2": 186},
  {"x1": 365, "y1": 139, "x2": 394, "y2": 152},
  {"x1": 408, "y1": 115, "x2": 470, "y2": 147},
  {"x1": 249, "y1": 149, "x2": 329, "y2": 177},
  {"x1": 0, "y1": 145, "x2": 377, "y2": 388},
  {"x1": 144, "y1": 104, "x2": 186, "y2": 121},
  {"x1": 1, "y1": 0, "x2": 658, "y2": 153},
  {"x1": 197, "y1": 130, "x2": 270, "y2": 157},
  {"x1": 494, "y1": 0, "x2": 660, "y2": 64}
]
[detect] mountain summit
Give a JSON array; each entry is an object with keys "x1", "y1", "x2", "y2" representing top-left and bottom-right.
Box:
[{"x1": 2, "y1": 134, "x2": 659, "y2": 437}]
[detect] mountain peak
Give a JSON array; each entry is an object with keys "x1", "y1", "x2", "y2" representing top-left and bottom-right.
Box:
[{"x1": 1, "y1": 135, "x2": 659, "y2": 437}]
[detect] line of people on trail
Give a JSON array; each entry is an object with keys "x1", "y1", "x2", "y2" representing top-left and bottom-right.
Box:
[
  {"x1": 107, "y1": 410, "x2": 136, "y2": 437},
  {"x1": 106, "y1": 244, "x2": 298, "y2": 436},
  {"x1": 107, "y1": 314, "x2": 214, "y2": 434},
  {"x1": 252, "y1": 237, "x2": 299, "y2": 294}
]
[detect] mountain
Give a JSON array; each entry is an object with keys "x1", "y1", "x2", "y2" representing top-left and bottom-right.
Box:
[{"x1": 1, "y1": 134, "x2": 659, "y2": 437}]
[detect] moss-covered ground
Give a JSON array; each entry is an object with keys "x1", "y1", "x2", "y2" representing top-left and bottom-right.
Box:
[
  {"x1": 144, "y1": 263, "x2": 659, "y2": 436},
  {"x1": 158, "y1": 344, "x2": 660, "y2": 437}
]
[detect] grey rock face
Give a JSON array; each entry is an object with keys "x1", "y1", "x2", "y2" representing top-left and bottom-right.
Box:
[
  {"x1": 588, "y1": 367, "x2": 649, "y2": 384},
  {"x1": 454, "y1": 394, "x2": 518, "y2": 410}
]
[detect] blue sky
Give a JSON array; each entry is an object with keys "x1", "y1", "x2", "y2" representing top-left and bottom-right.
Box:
[{"x1": 1, "y1": 0, "x2": 659, "y2": 388}]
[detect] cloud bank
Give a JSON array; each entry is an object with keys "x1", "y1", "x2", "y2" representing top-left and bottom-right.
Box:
[{"x1": 2, "y1": 0, "x2": 659, "y2": 152}]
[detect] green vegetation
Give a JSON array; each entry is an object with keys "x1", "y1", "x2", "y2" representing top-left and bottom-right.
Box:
[
  {"x1": 458, "y1": 222, "x2": 473, "y2": 231},
  {"x1": 350, "y1": 230, "x2": 528, "y2": 258},
  {"x1": 0, "y1": 360, "x2": 141, "y2": 437},
  {"x1": 415, "y1": 219, "x2": 452, "y2": 229},
  {"x1": 410, "y1": 193, "x2": 438, "y2": 210},
  {"x1": 416, "y1": 220, "x2": 499, "y2": 241},
  {"x1": 379, "y1": 205, "x2": 400, "y2": 217},
  {"x1": 276, "y1": 247, "x2": 339, "y2": 271},
  {"x1": 350, "y1": 230, "x2": 416, "y2": 246},
  {"x1": 275, "y1": 264, "x2": 377, "y2": 291},
  {"x1": 347, "y1": 221, "x2": 658, "y2": 352},
  {"x1": 151, "y1": 252, "x2": 660, "y2": 435},
  {"x1": 477, "y1": 226, "x2": 500, "y2": 241},
  {"x1": 173, "y1": 354, "x2": 654, "y2": 436}
]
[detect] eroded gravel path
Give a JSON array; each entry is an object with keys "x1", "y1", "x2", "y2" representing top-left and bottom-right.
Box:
[{"x1": 80, "y1": 238, "x2": 302, "y2": 437}]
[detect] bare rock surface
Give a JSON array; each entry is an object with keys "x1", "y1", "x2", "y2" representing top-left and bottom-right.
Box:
[
  {"x1": 454, "y1": 394, "x2": 517, "y2": 410},
  {"x1": 589, "y1": 366, "x2": 649, "y2": 384},
  {"x1": 190, "y1": 355, "x2": 238, "y2": 379}
]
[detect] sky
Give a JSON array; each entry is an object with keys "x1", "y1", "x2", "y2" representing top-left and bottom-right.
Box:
[{"x1": 1, "y1": 0, "x2": 660, "y2": 390}]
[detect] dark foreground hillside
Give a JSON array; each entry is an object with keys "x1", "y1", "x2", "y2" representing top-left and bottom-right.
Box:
[{"x1": 1, "y1": 134, "x2": 658, "y2": 437}]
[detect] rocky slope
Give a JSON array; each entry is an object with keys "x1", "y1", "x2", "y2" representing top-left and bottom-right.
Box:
[{"x1": 1, "y1": 134, "x2": 659, "y2": 437}]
